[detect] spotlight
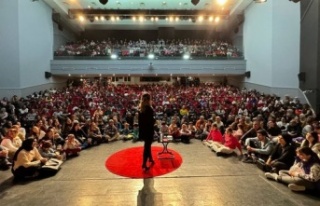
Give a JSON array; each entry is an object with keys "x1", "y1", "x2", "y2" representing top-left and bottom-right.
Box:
[
  {"x1": 183, "y1": 54, "x2": 190, "y2": 59},
  {"x1": 253, "y1": 0, "x2": 267, "y2": 2},
  {"x1": 111, "y1": 54, "x2": 118, "y2": 59},
  {"x1": 148, "y1": 54, "x2": 155, "y2": 59},
  {"x1": 289, "y1": 0, "x2": 300, "y2": 2},
  {"x1": 191, "y1": 0, "x2": 200, "y2": 6},
  {"x1": 99, "y1": 0, "x2": 108, "y2": 5}
]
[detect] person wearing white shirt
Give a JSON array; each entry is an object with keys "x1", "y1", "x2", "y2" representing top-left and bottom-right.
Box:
[{"x1": 1, "y1": 128, "x2": 18, "y2": 160}]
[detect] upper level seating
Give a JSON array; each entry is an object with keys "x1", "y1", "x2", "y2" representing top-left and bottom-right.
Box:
[{"x1": 54, "y1": 39, "x2": 242, "y2": 58}]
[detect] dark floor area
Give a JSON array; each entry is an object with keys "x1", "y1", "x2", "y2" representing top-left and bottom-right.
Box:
[{"x1": 0, "y1": 140, "x2": 319, "y2": 206}]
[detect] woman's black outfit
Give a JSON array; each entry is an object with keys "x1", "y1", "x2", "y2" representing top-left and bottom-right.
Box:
[{"x1": 139, "y1": 105, "x2": 155, "y2": 170}]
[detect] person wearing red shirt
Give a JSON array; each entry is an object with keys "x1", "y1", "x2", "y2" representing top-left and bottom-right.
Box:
[
  {"x1": 210, "y1": 128, "x2": 243, "y2": 156},
  {"x1": 203, "y1": 124, "x2": 224, "y2": 147}
]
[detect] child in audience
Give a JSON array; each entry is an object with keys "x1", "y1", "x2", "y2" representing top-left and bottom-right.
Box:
[
  {"x1": 210, "y1": 127, "x2": 242, "y2": 156},
  {"x1": 63, "y1": 134, "x2": 81, "y2": 157},
  {"x1": 203, "y1": 124, "x2": 224, "y2": 147},
  {"x1": 39, "y1": 141, "x2": 64, "y2": 160}
]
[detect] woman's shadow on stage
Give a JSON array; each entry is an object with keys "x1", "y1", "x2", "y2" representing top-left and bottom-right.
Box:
[{"x1": 137, "y1": 178, "x2": 163, "y2": 206}]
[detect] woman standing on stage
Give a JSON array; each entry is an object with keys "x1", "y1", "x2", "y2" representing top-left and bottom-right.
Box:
[{"x1": 138, "y1": 93, "x2": 155, "y2": 171}]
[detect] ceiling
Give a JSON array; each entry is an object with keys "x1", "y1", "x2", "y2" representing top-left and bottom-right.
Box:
[{"x1": 43, "y1": 0, "x2": 253, "y2": 31}]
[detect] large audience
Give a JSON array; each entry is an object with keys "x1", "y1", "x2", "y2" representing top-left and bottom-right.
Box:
[
  {"x1": 54, "y1": 39, "x2": 242, "y2": 58},
  {"x1": 0, "y1": 80, "x2": 319, "y2": 194}
]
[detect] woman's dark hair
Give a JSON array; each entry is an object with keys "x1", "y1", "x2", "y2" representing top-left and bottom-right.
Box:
[
  {"x1": 309, "y1": 132, "x2": 319, "y2": 145},
  {"x1": 296, "y1": 146, "x2": 320, "y2": 164}
]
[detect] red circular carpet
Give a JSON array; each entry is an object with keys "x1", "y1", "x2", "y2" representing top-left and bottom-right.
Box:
[{"x1": 105, "y1": 146, "x2": 182, "y2": 178}]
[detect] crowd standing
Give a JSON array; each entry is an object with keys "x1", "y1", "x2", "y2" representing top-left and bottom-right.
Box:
[{"x1": 0, "y1": 80, "x2": 319, "y2": 193}]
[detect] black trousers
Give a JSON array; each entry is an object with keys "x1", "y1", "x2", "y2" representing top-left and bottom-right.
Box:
[{"x1": 142, "y1": 140, "x2": 153, "y2": 167}]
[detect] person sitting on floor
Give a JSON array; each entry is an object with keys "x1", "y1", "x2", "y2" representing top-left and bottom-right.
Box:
[
  {"x1": 242, "y1": 130, "x2": 274, "y2": 163},
  {"x1": 11, "y1": 138, "x2": 48, "y2": 180},
  {"x1": 70, "y1": 121, "x2": 91, "y2": 149},
  {"x1": 39, "y1": 141, "x2": 64, "y2": 161},
  {"x1": 264, "y1": 133, "x2": 296, "y2": 173},
  {"x1": 131, "y1": 123, "x2": 140, "y2": 142},
  {"x1": 63, "y1": 134, "x2": 81, "y2": 157},
  {"x1": 265, "y1": 147, "x2": 320, "y2": 192},
  {"x1": 120, "y1": 122, "x2": 133, "y2": 141},
  {"x1": 301, "y1": 132, "x2": 320, "y2": 158},
  {"x1": 209, "y1": 127, "x2": 242, "y2": 157},
  {"x1": 103, "y1": 119, "x2": 120, "y2": 142},
  {"x1": 194, "y1": 124, "x2": 207, "y2": 140},
  {"x1": 1, "y1": 128, "x2": 19, "y2": 160},
  {"x1": 168, "y1": 122, "x2": 180, "y2": 141},
  {"x1": 239, "y1": 120, "x2": 262, "y2": 145},
  {"x1": 180, "y1": 123, "x2": 192, "y2": 143},
  {"x1": 88, "y1": 122, "x2": 105, "y2": 144},
  {"x1": 0, "y1": 145, "x2": 12, "y2": 170},
  {"x1": 203, "y1": 123, "x2": 224, "y2": 147}
]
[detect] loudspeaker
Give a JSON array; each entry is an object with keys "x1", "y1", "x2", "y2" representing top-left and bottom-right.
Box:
[
  {"x1": 52, "y1": 13, "x2": 61, "y2": 24},
  {"x1": 298, "y1": 72, "x2": 306, "y2": 82},
  {"x1": 245, "y1": 71, "x2": 251, "y2": 78},
  {"x1": 237, "y1": 14, "x2": 244, "y2": 25},
  {"x1": 99, "y1": 0, "x2": 108, "y2": 5},
  {"x1": 45, "y1": 72, "x2": 52, "y2": 79},
  {"x1": 191, "y1": 0, "x2": 200, "y2": 6}
]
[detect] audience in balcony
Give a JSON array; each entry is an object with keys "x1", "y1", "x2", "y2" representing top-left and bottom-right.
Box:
[{"x1": 54, "y1": 38, "x2": 242, "y2": 58}]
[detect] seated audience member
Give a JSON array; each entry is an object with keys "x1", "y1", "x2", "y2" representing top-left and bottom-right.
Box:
[
  {"x1": 179, "y1": 105, "x2": 189, "y2": 117},
  {"x1": 264, "y1": 133, "x2": 296, "y2": 173},
  {"x1": 1, "y1": 128, "x2": 19, "y2": 160},
  {"x1": 28, "y1": 126, "x2": 40, "y2": 140},
  {"x1": 70, "y1": 121, "x2": 91, "y2": 148},
  {"x1": 187, "y1": 122, "x2": 196, "y2": 138},
  {"x1": 233, "y1": 124, "x2": 244, "y2": 140},
  {"x1": 239, "y1": 120, "x2": 262, "y2": 145},
  {"x1": 266, "y1": 120, "x2": 282, "y2": 141},
  {"x1": 120, "y1": 123, "x2": 133, "y2": 141},
  {"x1": 0, "y1": 145, "x2": 11, "y2": 170},
  {"x1": 194, "y1": 124, "x2": 207, "y2": 140},
  {"x1": 213, "y1": 116, "x2": 225, "y2": 134},
  {"x1": 287, "y1": 119, "x2": 301, "y2": 139},
  {"x1": 160, "y1": 121, "x2": 169, "y2": 135},
  {"x1": 168, "y1": 122, "x2": 180, "y2": 141},
  {"x1": 63, "y1": 134, "x2": 81, "y2": 157},
  {"x1": 195, "y1": 115, "x2": 206, "y2": 131},
  {"x1": 243, "y1": 130, "x2": 274, "y2": 163},
  {"x1": 179, "y1": 123, "x2": 192, "y2": 143},
  {"x1": 10, "y1": 126, "x2": 23, "y2": 148},
  {"x1": 277, "y1": 117, "x2": 289, "y2": 132},
  {"x1": 40, "y1": 127, "x2": 65, "y2": 152},
  {"x1": 203, "y1": 124, "x2": 224, "y2": 147},
  {"x1": 39, "y1": 141, "x2": 64, "y2": 160},
  {"x1": 104, "y1": 119, "x2": 120, "y2": 142},
  {"x1": 11, "y1": 138, "x2": 48, "y2": 180},
  {"x1": 88, "y1": 122, "x2": 105, "y2": 144},
  {"x1": 301, "y1": 132, "x2": 320, "y2": 158},
  {"x1": 131, "y1": 123, "x2": 140, "y2": 141},
  {"x1": 265, "y1": 147, "x2": 320, "y2": 192},
  {"x1": 210, "y1": 128, "x2": 242, "y2": 157}
]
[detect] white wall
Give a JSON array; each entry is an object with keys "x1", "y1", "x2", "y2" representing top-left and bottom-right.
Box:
[
  {"x1": 0, "y1": 0, "x2": 20, "y2": 92},
  {"x1": 0, "y1": 0, "x2": 64, "y2": 98},
  {"x1": 242, "y1": 0, "x2": 300, "y2": 95},
  {"x1": 271, "y1": 1, "x2": 300, "y2": 88},
  {"x1": 18, "y1": 0, "x2": 53, "y2": 89},
  {"x1": 243, "y1": 1, "x2": 273, "y2": 87}
]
